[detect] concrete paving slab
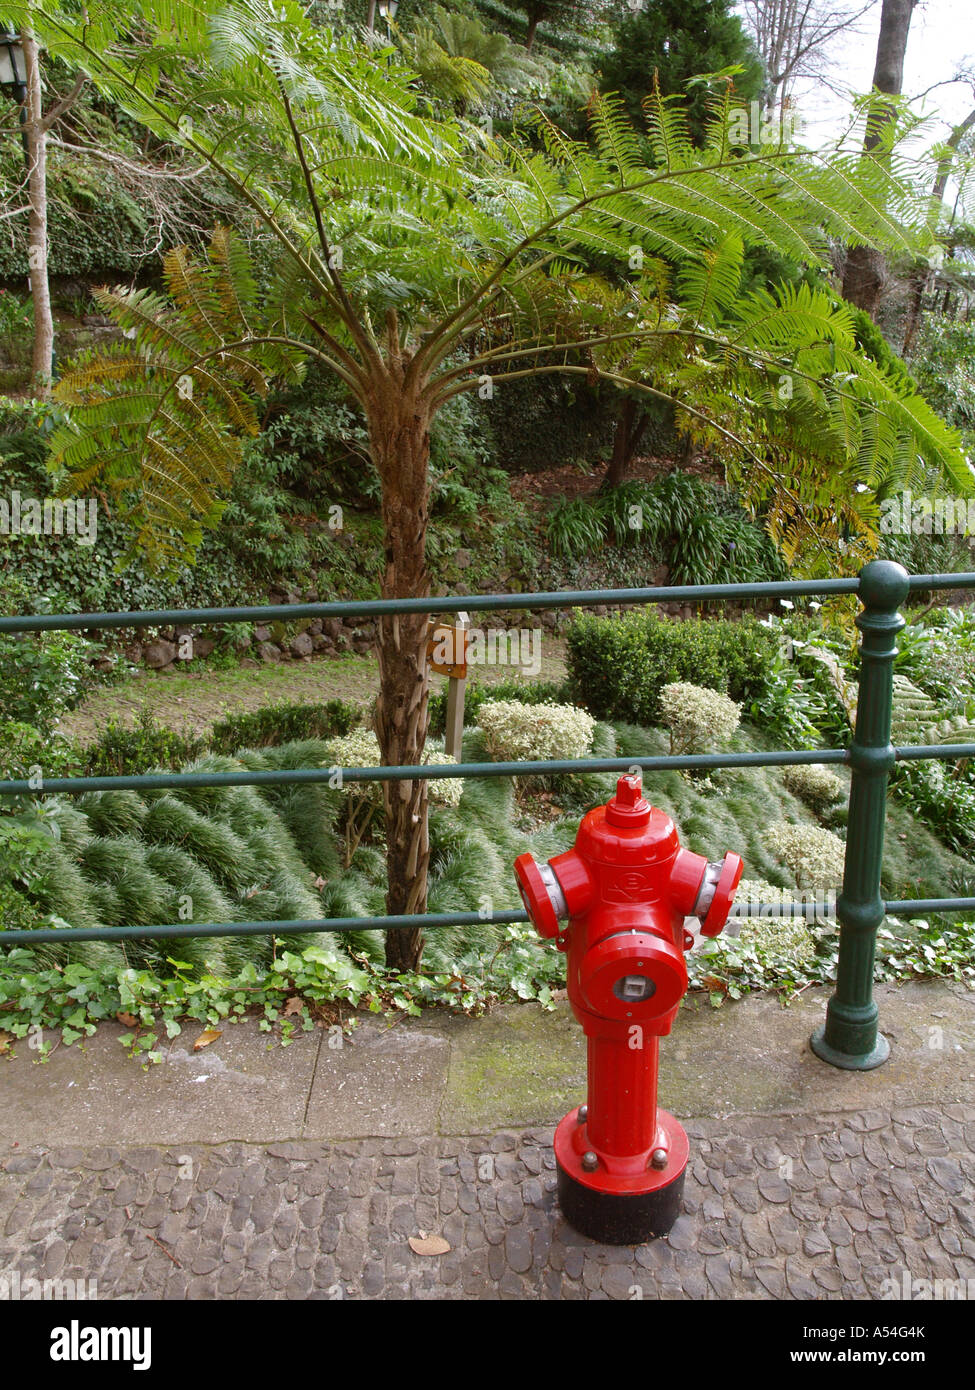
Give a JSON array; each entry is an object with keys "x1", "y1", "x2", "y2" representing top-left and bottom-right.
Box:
[
  {"x1": 666, "y1": 980, "x2": 975, "y2": 1118},
  {"x1": 1, "y1": 978, "x2": 972, "y2": 1300},
  {"x1": 439, "y1": 1001, "x2": 585, "y2": 1132},
  {"x1": 1, "y1": 980, "x2": 972, "y2": 1150},
  {"x1": 0, "y1": 1020, "x2": 322, "y2": 1147},
  {"x1": 438, "y1": 981, "x2": 975, "y2": 1133},
  {"x1": 302, "y1": 1017, "x2": 450, "y2": 1139}
]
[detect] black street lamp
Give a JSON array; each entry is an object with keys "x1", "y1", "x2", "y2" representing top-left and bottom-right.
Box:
[
  {"x1": 0, "y1": 27, "x2": 28, "y2": 162},
  {"x1": 377, "y1": 0, "x2": 398, "y2": 23}
]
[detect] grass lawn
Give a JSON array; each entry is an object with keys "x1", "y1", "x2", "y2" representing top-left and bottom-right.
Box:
[{"x1": 60, "y1": 641, "x2": 572, "y2": 742}]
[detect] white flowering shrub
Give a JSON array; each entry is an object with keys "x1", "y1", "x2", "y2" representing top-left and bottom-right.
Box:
[
  {"x1": 659, "y1": 682, "x2": 741, "y2": 755},
  {"x1": 477, "y1": 699, "x2": 596, "y2": 763},
  {"x1": 764, "y1": 823, "x2": 846, "y2": 890},
  {"x1": 423, "y1": 746, "x2": 464, "y2": 808},
  {"x1": 730, "y1": 878, "x2": 824, "y2": 967},
  {"x1": 323, "y1": 729, "x2": 385, "y2": 806},
  {"x1": 783, "y1": 763, "x2": 843, "y2": 812},
  {"x1": 323, "y1": 730, "x2": 463, "y2": 865},
  {"x1": 323, "y1": 730, "x2": 463, "y2": 808}
]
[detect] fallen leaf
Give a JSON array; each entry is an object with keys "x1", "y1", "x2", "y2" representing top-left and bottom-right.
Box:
[
  {"x1": 283, "y1": 997, "x2": 304, "y2": 1017},
  {"x1": 0, "y1": 1031, "x2": 12, "y2": 1054},
  {"x1": 550, "y1": 988, "x2": 569, "y2": 1002},
  {"x1": 313, "y1": 875, "x2": 327, "y2": 891},
  {"x1": 701, "y1": 976, "x2": 728, "y2": 994},
  {"x1": 116, "y1": 1012, "x2": 138, "y2": 1027},
  {"x1": 409, "y1": 1234, "x2": 450, "y2": 1257},
  {"x1": 193, "y1": 1029, "x2": 222, "y2": 1051}
]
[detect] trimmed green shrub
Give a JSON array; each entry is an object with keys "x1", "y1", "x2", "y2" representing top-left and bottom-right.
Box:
[
  {"x1": 210, "y1": 699, "x2": 360, "y2": 753},
  {"x1": 0, "y1": 578, "x2": 93, "y2": 735},
  {"x1": 81, "y1": 711, "x2": 207, "y2": 777},
  {"x1": 567, "y1": 610, "x2": 778, "y2": 725}
]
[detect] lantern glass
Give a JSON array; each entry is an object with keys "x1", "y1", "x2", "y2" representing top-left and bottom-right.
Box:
[
  {"x1": 0, "y1": 31, "x2": 25, "y2": 88},
  {"x1": 378, "y1": 0, "x2": 398, "y2": 20}
]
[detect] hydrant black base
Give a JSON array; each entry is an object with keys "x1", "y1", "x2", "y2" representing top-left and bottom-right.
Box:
[{"x1": 556, "y1": 1161, "x2": 686, "y2": 1245}]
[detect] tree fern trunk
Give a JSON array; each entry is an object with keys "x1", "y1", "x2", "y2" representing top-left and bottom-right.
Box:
[
  {"x1": 371, "y1": 377, "x2": 433, "y2": 975},
  {"x1": 602, "y1": 397, "x2": 651, "y2": 490},
  {"x1": 841, "y1": 0, "x2": 918, "y2": 318}
]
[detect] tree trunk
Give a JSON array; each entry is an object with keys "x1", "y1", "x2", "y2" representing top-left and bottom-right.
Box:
[
  {"x1": 21, "y1": 29, "x2": 54, "y2": 398},
  {"x1": 602, "y1": 396, "x2": 649, "y2": 490},
  {"x1": 902, "y1": 106, "x2": 975, "y2": 356},
  {"x1": 841, "y1": 0, "x2": 917, "y2": 318},
  {"x1": 370, "y1": 363, "x2": 433, "y2": 975},
  {"x1": 524, "y1": 16, "x2": 540, "y2": 52}
]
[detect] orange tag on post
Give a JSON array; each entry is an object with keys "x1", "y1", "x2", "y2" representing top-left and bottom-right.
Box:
[{"x1": 427, "y1": 620, "x2": 468, "y2": 679}]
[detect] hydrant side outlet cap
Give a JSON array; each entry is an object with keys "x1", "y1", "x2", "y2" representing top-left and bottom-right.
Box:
[
  {"x1": 514, "y1": 853, "x2": 561, "y2": 938},
  {"x1": 700, "y1": 852, "x2": 745, "y2": 937}
]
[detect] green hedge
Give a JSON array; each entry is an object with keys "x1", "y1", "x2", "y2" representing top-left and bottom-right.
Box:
[
  {"x1": 69, "y1": 702, "x2": 363, "y2": 781},
  {"x1": 210, "y1": 700, "x2": 361, "y2": 754},
  {"x1": 567, "y1": 610, "x2": 778, "y2": 725}
]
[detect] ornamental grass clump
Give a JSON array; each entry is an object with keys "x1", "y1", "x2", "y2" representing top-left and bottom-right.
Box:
[
  {"x1": 323, "y1": 729, "x2": 463, "y2": 866},
  {"x1": 782, "y1": 763, "x2": 844, "y2": 813},
  {"x1": 659, "y1": 682, "x2": 741, "y2": 757},
  {"x1": 764, "y1": 823, "x2": 847, "y2": 891}
]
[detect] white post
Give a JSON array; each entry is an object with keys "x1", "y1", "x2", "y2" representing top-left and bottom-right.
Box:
[{"x1": 444, "y1": 611, "x2": 469, "y2": 761}]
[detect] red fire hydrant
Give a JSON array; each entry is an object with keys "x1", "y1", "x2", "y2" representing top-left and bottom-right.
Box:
[{"x1": 514, "y1": 773, "x2": 743, "y2": 1243}]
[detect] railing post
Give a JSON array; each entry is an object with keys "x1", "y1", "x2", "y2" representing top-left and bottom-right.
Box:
[{"x1": 811, "y1": 559, "x2": 909, "y2": 1070}]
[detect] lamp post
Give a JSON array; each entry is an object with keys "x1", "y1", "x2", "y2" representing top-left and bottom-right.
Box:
[
  {"x1": 377, "y1": 0, "x2": 398, "y2": 24},
  {"x1": 0, "y1": 27, "x2": 28, "y2": 162}
]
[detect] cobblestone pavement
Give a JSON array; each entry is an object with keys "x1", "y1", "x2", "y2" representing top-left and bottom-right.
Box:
[{"x1": 2, "y1": 1104, "x2": 973, "y2": 1300}]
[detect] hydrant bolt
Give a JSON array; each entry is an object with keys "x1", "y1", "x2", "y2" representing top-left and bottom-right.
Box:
[
  {"x1": 650, "y1": 1149, "x2": 668, "y2": 1170},
  {"x1": 581, "y1": 1152, "x2": 599, "y2": 1173}
]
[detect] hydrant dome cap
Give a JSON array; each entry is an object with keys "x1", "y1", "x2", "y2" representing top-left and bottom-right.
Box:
[{"x1": 605, "y1": 774, "x2": 651, "y2": 827}]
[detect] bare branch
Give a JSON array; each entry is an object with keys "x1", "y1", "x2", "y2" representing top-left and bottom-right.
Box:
[{"x1": 40, "y1": 70, "x2": 87, "y2": 133}]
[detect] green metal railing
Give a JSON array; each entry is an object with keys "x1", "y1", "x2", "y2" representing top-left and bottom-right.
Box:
[{"x1": 2, "y1": 559, "x2": 974, "y2": 1071}]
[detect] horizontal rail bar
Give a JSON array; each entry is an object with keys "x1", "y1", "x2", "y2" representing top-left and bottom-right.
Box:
[
  {"x1": 2, "y1": 895, "x2": 972, "y2": 948},
  {"x1": 2, "y1": 740, "x2": 969, "y2": 802},
  {"x1": 907, "y1": 573, "x2": 975, "y2": 591},
  {"x1": 895, "y1": 743, "x2": 975, "y2": 761},
  {"x1": 0, "y1": 748, "x2": 850, "y2": 799},
  {"x1": 730, "y1": 898, "x2": 975, "y2": 918},
  {"x1": 0, "y1": 910, "x2": 528, "y2": 947},
  {"x1": 884, "y1": 897, "x2": 975, "y2": 916},
  {"x1": 2, "y1": 572, "x2": 974, "y2": 638},
  {"x1": 0, "y1": 579, "x2": 864, "y2": 634}
]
